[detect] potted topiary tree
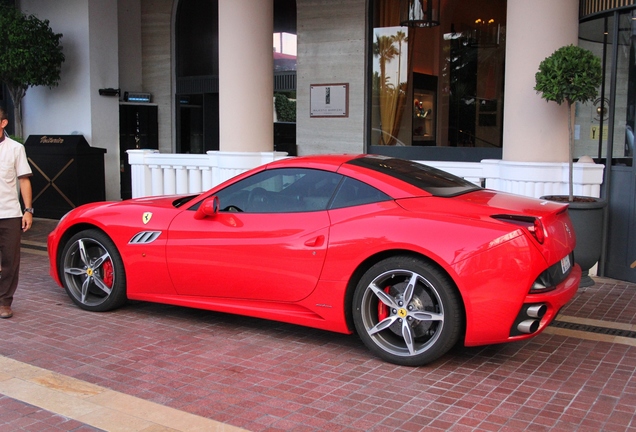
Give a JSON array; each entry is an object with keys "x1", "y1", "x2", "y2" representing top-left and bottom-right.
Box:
[{"x1": 534, "y1": 44, "x2": 605, "y2": 287}]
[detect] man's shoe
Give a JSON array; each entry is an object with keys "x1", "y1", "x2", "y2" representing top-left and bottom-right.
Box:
[{"x1": 0, "y1": 306, "x2": 13, "y2": 319}]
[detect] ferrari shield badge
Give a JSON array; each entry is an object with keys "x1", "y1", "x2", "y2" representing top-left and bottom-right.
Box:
[{"x1": 142, "y1": 212, "x2": 153, "y2": 224}]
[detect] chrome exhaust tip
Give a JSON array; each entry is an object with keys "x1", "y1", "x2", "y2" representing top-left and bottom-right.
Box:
[
  {"x1": 517, "y1": 319, "x2": 540, "y2": 334},
  {"x1": 526, "y1": 304, "x2": 547, "y2": 319}
]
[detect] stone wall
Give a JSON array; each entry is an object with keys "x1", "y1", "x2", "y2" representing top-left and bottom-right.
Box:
[
  {"x1": 140, "y1": 0, "x2": 174, "y2": 153},
  {"x1": 296, "y1": 0, "x2": 367, "y2": 155}
]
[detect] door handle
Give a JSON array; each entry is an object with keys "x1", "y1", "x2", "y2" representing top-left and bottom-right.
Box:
[{"x1": 304, "y1": 235, "x2": 325, "y2": 247}]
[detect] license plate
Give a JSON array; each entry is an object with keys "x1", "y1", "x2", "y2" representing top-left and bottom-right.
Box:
[{"x1": 561, "y1": 254, "x2": 571, "y2": 274}]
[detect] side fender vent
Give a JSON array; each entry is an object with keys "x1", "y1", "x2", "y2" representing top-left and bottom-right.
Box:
[{"x1": 129, "y1": 231, "x2": 162, "y2": 244}]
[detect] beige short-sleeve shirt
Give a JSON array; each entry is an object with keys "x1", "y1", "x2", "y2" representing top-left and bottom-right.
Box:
[{"x1": 0, "y1": 136, "x2": 32, "y2": 219}]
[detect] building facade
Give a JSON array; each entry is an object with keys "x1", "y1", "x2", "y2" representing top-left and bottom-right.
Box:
[{"x1": 8, "y1": 0, "x2": 636, "y2": 282}]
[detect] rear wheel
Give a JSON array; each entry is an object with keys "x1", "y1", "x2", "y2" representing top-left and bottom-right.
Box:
[
  {"x1": 60, "y1": 229, "x2": 127, "y2": 312},
  {"x1": 353, "y1": 256, "x2": 462, "y2": 366}
]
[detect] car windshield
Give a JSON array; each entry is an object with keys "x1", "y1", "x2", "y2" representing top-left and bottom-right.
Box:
[{"x1": 346, "y1": 155, "x2": 481, "y2": 197}]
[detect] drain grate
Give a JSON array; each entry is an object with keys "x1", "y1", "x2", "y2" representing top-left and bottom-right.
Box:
[{"x1": 551, "y1": 320, "x2": 636, "y2": 339}]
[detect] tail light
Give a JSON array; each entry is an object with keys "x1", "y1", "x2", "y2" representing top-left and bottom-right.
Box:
[
  {"x1": 491, "y1": 214, "x2": 546, "y2": 244},
  {"x1": 527, "y1": 218, "x2": 545, "y2": 244}
]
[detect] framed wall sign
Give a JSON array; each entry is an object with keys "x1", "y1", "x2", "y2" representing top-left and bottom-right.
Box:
[{"x1": 310, "y1": 83, "x2": 349, "y2": 118}]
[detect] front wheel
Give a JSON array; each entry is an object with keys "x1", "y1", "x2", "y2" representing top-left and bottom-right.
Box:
[
  {"x1": 353, "y1": 256, "x2": 462, "y2": 366},
  {"x1": 60, "y1": 229, "x2": 127, "y2": 312}
]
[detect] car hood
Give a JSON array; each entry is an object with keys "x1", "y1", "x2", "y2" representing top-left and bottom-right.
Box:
[
  {"x1": 56, "y1": 195, "x2": 194, "y2": 227},
  {"x1": 120, "y1": 194, "x2": 194, "y2": 208}
]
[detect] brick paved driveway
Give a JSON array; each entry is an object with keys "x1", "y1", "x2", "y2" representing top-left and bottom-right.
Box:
[{"x1": 1, "y1": 219, "x2": 635, "y2": 431}]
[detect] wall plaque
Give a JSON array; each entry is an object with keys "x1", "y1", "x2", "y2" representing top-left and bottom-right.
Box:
[{"x1": 310, "y1": 83, "x2": 349, "y2": 118}]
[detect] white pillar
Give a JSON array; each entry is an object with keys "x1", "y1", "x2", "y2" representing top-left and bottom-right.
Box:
[
  {"x1": 188, "y1": 167, "x2": 203, "y2": 193},
  {"x1": 163, "y1": 166, "x2": 176, "y2": 195},
  {"x1": 151, "y1": 166, "x2": 163, "y2": 197},
  {"x1": 175, "y1": 167, "x2": 188, "y2": 194},
  {"x1": 127, "y1": 149, "x2": 157, "y2": 198},
  {"x1": 502, "y1": 0, "x2": 579, "y2": 162},
  {"x1": 218, "y1": 0, "x2": 274, "y2": 152}
]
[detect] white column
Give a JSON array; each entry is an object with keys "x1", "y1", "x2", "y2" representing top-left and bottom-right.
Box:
[
  {"x1": 151, "y1": 166, "x2": 163, "y2": 197},
  {"x1": 128, "y1": 149, "x2": 158, "y2": 198},
  {"x1": 218, "y1": 0, "x2": 274, "y2": 152},
  {"x1": 188, "y1": 167, "x2": 203, "y2": 193},
  {"x1": 201, "y1": 167, "x2": 213, "y2": 191},
  {"x1": 175, "y1": 167, "x2": 188, "y2": 194},
  {"x1": 162, "y1": 166, "x2": 176, "y2": 195},
  {"x1": 502, "y1": 0, "x2": 579, "y2": 162}
]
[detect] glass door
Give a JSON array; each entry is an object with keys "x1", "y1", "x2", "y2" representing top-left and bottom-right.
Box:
[{"x1": 580, "y1": 11, "x2": 636, "y2": 282}]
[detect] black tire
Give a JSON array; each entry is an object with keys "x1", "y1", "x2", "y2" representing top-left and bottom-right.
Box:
[
  {"x1": 59, "y1": 229, "x2": 127, "y2": 312},
  {"x1": 353, "y1": 256, "x2": 462, "y2": 366}
]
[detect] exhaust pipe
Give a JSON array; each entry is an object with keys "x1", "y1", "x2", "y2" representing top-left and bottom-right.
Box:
[
  {"x1": 517, "y1": 319, "x2": 540, "y2": 334},
  {"x1": 526, "y1": 304, "x2": 547, "y2": 318},
  {"x1": 510, "y1": 303, "x2": 549, "y2": 336}
]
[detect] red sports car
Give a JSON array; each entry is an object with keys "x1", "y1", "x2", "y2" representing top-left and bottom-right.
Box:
[{"x1": 48, "y1": 155, "x2": 580, "y2": 366}]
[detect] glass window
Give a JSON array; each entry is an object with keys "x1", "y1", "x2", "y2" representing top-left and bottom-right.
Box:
[
  {"x1": 578, "y1": 12, "x2": 634, "y2": 166},
  {"x1": 369, "y1": 0, "x2": 506, "y2": 160},
  {"x1": 329, "y1": 177, "x2": 391, "y2": 209},
  {"x1": 175, "y1": 0, "x2": 219, "y2": 154},
  {"x1": 215, "y1": 168, "x2": 342, "y2": 213},
  {"x1": 347, "y1": 155, "x2": 481, "y2": 197},
  {"x1": 621, "y1": 12, "x2": 636, "y2": 162},
  {"x1": 274, "y1": 0, "x2": 297, "y2": 155},
  {"x1": 175, "y1": 0, "x2": 218, "y2": 77}
]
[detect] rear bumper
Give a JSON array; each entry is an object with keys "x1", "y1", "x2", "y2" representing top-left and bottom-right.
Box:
[
  {"x1": 517, "y1": 263, "x2": 582, "y2": 336},
  {"x1": 464, "y1": 263, "x2": 581, "y2": 346}
]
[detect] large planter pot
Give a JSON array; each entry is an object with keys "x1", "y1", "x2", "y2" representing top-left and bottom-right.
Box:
[{"x1": 541, "y1": 196, "x2": 607, "y2": 287}]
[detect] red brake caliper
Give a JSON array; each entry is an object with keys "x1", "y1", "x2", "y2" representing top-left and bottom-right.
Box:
[
  {"x1": 102, "y1": 260, "x2": 114, "y2": 287},
  {"x1": 377, "y1": 287, "x2": 391, "y2": 321}
]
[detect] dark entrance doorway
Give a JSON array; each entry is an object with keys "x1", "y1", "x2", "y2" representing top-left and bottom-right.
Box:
[
  {"x1": 119, "y1": 103, "x2": 158, "y2": 200},
  {"x1": 175, "y1": 0, "x2": 219, "y2": 154}
]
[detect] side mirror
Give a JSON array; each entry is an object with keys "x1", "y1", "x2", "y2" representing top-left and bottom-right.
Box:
[{"x1": 194, "y1": 196, "x2": 220, "y2": 220}]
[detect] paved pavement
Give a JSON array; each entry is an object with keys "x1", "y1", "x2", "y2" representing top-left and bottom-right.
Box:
[{"x1": 1, "y1": 218, "x2": 635, "y2": 431}]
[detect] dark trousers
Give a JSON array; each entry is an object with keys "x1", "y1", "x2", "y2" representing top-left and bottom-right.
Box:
[{"x1": 0, "y1": 217, "x2": 22, "y2": 307}]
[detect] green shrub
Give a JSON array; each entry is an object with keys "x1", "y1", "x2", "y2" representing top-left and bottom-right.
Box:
[
  {"x1": 275, "y1": 93, "x2": 296, "y2": 122},
  {"x1": 534, "y1": 45, "x2": 601, "y2": 106}
]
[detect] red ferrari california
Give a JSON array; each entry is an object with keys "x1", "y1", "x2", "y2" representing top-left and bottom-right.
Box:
[{"x1": 48, "y1": 155, "x2": 580, "y2": 366}]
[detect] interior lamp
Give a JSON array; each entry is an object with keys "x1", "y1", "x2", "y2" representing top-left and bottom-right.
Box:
[{"x1": 399, "y1": 0, "x2": 440, "y2": 28}]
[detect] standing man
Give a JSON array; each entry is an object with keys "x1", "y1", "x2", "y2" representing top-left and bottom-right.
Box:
[{"x1": 0, "y1": 107, "x2": 33, "y2": 319}]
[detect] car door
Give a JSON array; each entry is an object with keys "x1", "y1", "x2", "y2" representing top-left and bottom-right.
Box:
[{"x1": 166, "y1": 168, "x2": 342, "y2": 302}]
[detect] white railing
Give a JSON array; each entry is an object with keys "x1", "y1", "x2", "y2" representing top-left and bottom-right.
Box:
[
  {"x1": 478, "y1": 159, "x2": 604, "y2": 198},
  {"x1": 127, "y1": 150, "x2": 290, "y2": 198},
  {"x1": 128, "y1": 150, "x2": 605, "y2": 199}
]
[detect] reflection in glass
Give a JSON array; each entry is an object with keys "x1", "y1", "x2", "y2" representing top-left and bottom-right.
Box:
[
  {"x1": 372, "y1": 27, "x2": 409, "y2": 145},
  {"x1": 370, "y1": 0, "x2": 506, "y2": 150},
  {"x1": 578, "y1": 12, "x2": 634, "y2": 165}
]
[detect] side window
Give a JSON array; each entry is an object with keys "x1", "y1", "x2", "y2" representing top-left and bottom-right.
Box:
[
  {"x1": 215, "y1": 168, "x2": 342, "y2": 213},
  {"x1": 329, "y1": 177, "x2": 391, "y2": 209}
]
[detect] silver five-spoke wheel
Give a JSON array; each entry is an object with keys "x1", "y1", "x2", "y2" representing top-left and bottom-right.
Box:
[
  {"x1": 353, "y1": 256, "x2": 462, "y2": 366},
  {"x1": 60, "y1": 229, "x2": 127, "y2": 312}
]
